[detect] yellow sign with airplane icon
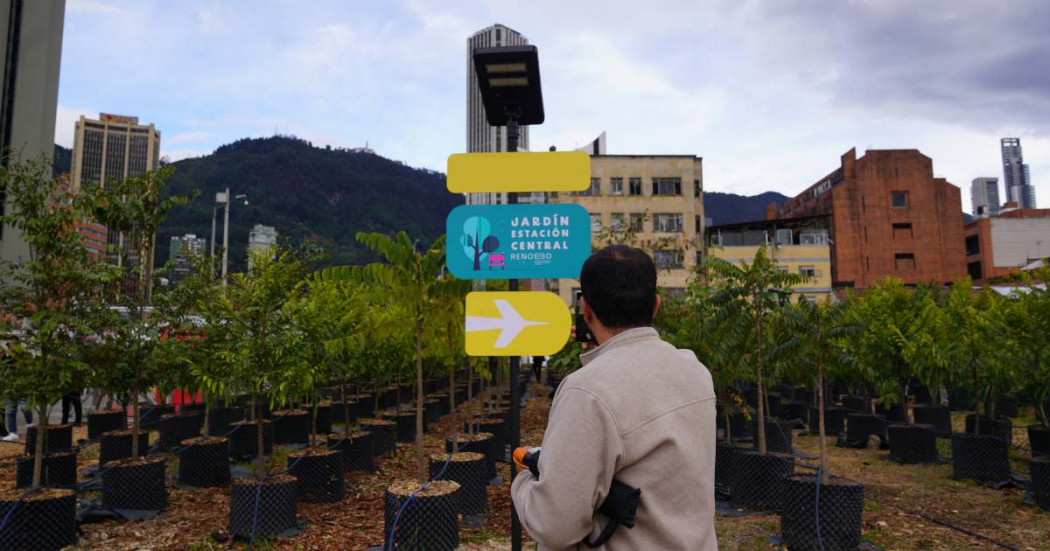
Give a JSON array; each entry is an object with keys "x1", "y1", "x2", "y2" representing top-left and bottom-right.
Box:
[{"x1": 465, "y1": 291, "x2": 571, "y2": 357}]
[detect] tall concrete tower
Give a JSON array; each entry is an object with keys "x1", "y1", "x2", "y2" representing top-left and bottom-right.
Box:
[
  {"x1": 466, "y1": 24, "x2": 529, "y2": 206},
  {"x1": 1001, "y1": 138, "x2": 1035, "y2": 209}
]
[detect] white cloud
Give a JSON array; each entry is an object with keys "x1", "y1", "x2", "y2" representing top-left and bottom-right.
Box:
[
  {"x1": 166, "y1": 131, "x2": 214, "y2": 145},
  {"x1": 66, "y1": 0, "x2": 124, "y2": 15},
  {"x1": 54, "y1": 105, "x2": 96, "y2": 148}
]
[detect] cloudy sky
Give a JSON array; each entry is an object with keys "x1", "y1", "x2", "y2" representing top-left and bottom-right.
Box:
[{"x1": 57, "y1": 0, "x2": 1049, "y2": 212}]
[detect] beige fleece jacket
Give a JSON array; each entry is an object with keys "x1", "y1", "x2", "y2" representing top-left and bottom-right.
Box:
[{"x1": 511, "y1": 327, "x2": 718, "y2": 551}]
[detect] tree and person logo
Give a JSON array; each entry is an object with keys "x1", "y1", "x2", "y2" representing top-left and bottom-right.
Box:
[{"x1": 461, "y1": 216, "x2": 504, "y2": 271}]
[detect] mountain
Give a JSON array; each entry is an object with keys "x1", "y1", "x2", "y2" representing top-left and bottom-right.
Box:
[
  {"x1": 53, "y1": 144, "x2": 72, "y2": 176},
  {"x1": 704, "y1": 190, "x2": 790, "y2": 226},
  {"x1": 156, "y1": 136, "x2": 461, "y2": 272}
]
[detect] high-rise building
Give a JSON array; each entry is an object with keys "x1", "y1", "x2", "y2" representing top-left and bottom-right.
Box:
[
  {"x1": 169, "y1": 233, "x2": 206, "y2": 283},
  {"x1": 465, "y1": 24, "x2": 529, "y2": 206},
  {"x1": 775, "y1": 148, "x2": 965, "y2": 288},
  {"x1": 548, "y1": 154, "x2": 704, "y2": 302},
  {"x1": 0, "y1": 0, "x2": 66, "y2": 265},
  {"x1": 1001, "y1": 138, "x2": 1035, "y2": 209},
  {"x1": 71, "y1": 113, "x2": 162, "y2": 271},
  {"x1": 971, "y1": 177, "x2": 1001, "y2": 216},
  {"x1": 247, "y1": 224, "x2": 278, "y2": 270}
]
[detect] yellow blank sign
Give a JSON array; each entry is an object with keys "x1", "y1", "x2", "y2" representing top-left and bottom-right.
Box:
[
  {"x1": 447, "y1": 151, "x2": 590, "y2": 193},
  {"x1": 465, "y1": 291, "x2": 571, "y2": 357}
]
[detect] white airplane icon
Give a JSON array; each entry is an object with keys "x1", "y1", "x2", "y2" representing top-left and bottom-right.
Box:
[{"x1": 466, "y1": 299, "x2": 549, "y2": 348}]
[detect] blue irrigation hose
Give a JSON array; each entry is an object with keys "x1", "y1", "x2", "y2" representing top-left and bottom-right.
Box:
[
  {"x1": 0, "y1": 489, "x2": 36, "y2": 534},
  {"x1": 248, "y1": 480, "x2": 262, "y2": 551}
]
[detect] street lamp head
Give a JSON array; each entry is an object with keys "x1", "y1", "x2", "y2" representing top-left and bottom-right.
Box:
[
  {"x1": 473, "y1": 45, "x2": 544, "y2": 126},
  {"x1": 235, "y1": 194, "x2": 249, "y2": 206}
]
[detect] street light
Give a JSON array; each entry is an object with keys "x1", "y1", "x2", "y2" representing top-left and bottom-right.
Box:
[
  {"x1": 472, "y1": 44, "x2": 545, "y2": 551},
  {"x1": 215, "y1": 188, "x2": 249, "y2": 283}
]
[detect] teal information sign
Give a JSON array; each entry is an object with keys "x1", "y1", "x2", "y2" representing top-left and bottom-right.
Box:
[{"x1": 446, "y1": 203, "x2": 590, "y2": 280}]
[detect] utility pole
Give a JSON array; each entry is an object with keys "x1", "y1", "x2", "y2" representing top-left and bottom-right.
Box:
[{"x1": 221, "y1": 187, "x2": 230, "y2": 283}]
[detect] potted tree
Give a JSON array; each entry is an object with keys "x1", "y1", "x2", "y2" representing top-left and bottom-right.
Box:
[
  {"x1": 222, "y1": 249, "x2": 307, "y2": 540},
  {"x1": 1005, "y1": 268, "x2": 1050, "y2": 459},
  {"x1": 0, "y1": 157, "x2": 115, "y2": 550},
  {"x1": 707, "y1": 246, "x2": 804, "y2": 510},
  {"x1": 779, "y1": 296, "x2": 865, "y2": 549},
  {"x1": 325, "y1": 232, "x2": 468, "y2": 550}
]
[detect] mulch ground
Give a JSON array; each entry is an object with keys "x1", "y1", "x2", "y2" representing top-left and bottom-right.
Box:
[{"x1": 1, "y1": 395, "x2": 1048, "y2": 550}]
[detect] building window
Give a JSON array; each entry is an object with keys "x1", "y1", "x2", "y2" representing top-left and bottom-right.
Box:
[
  {"x1": 798, "y1": 265, "x2": 817, "y2": 278},
  {"x1": 891, "y1": 191, "x2": 908, "y2": 208},
  {"x1": 589, "y1": 178, "x2": 601, "y2": 196},
  {"x1": 695, "y1": 216, "x2": 703, "y2": 233},
  {"x1": 967, "y1": 261, "x2": 983, "y2": 280},
  {"x1": 777, "y1": 266, "x2": 789, "y2": 273},
  {"x1": 776, "y1": 229, "x2": 793, "y2": 245},
  {"x1": 892, "y1": 222, "x2": 913, "y2": 238},
  {"x1": 652, "y1": 177, "x2": 682, "y2": 196},
  {"x1": 629, "y1": 213, "x2": 644, "y2": 232},
  {"x1": 694, "y1": 179, "x2": 701, "y2": 198},
  {"x1": 654, "y1": 250, "x2": 683, "y2": 270},
  {"x1": 695, "y1": 251, "x2": 703, "y2": 265},
  {"x1": 965, "y1": 234, "x2": 980, "y2": 256},
  {"x1": 590, "y1": 214, "x2": 602, "y2": 233},
  {"x1": 610, "y1": 178, "x2": 624, "y2": 196},
  {"x1": 895, "y1": 253, "x2": 915, "y2": 270},
  {"x1": 799, "y1": 230, "x2": 828, "y2": 245},
  {"x1": 652, "y1": 213, "x2": 683, "y2": 233},
  {"x1": 610, "y1": 213, "x2": 626, "y2": 231},
  {"x1": 628, "y1": 178, "x2": 643, "y2": 196}
]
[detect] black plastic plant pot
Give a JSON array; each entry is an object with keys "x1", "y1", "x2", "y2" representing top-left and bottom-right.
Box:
[
  {"x1": 951, "y1": 433, "x2": 1010, "y2": 484},
  {"x1": 997, "y1": 397, "x2": 1018, "y2": 419},
  {"x1": 1030, "y1": 457, "x2": 1050, "y2": 511},
  {"x1": 780, "y1": 474, "x2": 864, "y2": 551},
  {"x1": 447, "y1": 433, "x2": 496, "y2": 480},
  {"x1": 909, "y1": 384, "x2": 932, "y2": 405},
  {"x1": 913, "y1": 405, "x2": 952, "y2": 436},
  {"x1": 424, "y1": 400, "x2": 442, "y2": 427},
  {"x1": 24, "y1": 424, "x2": 73, "y2": 455},
  {"x1": 454, "y1": 386, "x2": 468, "y2": 405},
  {"x1": 949, "y1": 388, "x2": 972, "y2": 411},
  {"x1": 178, "y1": 436, "x2": 231, "y2": 488},
  {"x1": 430, "y1": 452, "x2": 488, "y2": 515},
  {"x1": 430, "y1": 393, "x2": 452, "y2": 416},
  {"x1": 272, "y1": 410, "x2": 310, "y2": 445},
  {"x1": 179, "y1": 402, "x2": 207, "y2": 416},
  {"x1": 792, "y1": 388, "x2": 814, "y2": 405},
  {"x1": 287, "y1": 448, "x2": 345, "y2": 503},
  {"x1": 841, "y1": 395, "x2": 869, "y2": 413},
  {"x1": 465, "y1": 419, "x2": 506, "y2": 457},
  {"x1": 808, "y1": 406, "x2": 845, "y2": 436},
  {"x1": 15, "y1": 452, "x2": 77, "y2": 489},
  {"x1": 384, "y1": 479, "x2": 460, "y2": 551},
  {"x1": 354, "y1": 394, "x2": 375, "y2": 419},
  {"x1": 228, "y1": 475, "x2": 299, "y2": 541},
  {"x1": 87, "y1": 409, "x2": 126, "y2": 439},
  {"x1": 715, "y1": 443, "x2": 746, "y2": 497},
  {"x1": 845, "y1": 414, "x2": 887, "y2": 447},
  {"x1": 328, "y1": 432, "x2": 375, "y2": 472},
  {"x1": 330, "y1": 401, "x2": 358, "y2": 425},
  {"x1": 207, "y1": 406, "x2": 245, "y2": 438},
  {"x1": 965, "y1": 414, "x2": 1013, "y2": 444},
  {"x1": 725, "y1": 411, "x2": 753, "y2": 442},
  {"x1": 1028, "y1": 425, "x2": 1050, "y2": 457},
  {"x1": 139, "y1": 404, "x2": 175, "y2": 426},
  {"x1": 361, "y1": 419, "x2": 397, "y2": 457},
  {"x1": 99, "y1": 429, "x2": 151, "y2": 465},
  {"x1": 0, "y1": 488, "x2": 76, "y2": 551},
  {"x1": 729, "y1": 450, "x2": 794, "y2": 511},
  {"x1": 158, "y1": 412, "x2": 203, "y2": 450},
  {"x1": 101, "y1": 456, "x2": 168, "y2": 512},
  {"x1": 753, "y1": 419, "x2": 793, "y2": 454},
  {"x1": 228, "y1": 420, "x2": 274, "y2": 461},
  {"x1": 379, "y1": 387, "x2": 399, "y2": 410},
  {"x1": 780, "y1": 402, "x2": 809, "y2": 423},
  {"x1": 392, "y1": 412, "x2": 418, "y2": 443},
  {"x1": 886, "y1": 424, "x2": 939, "y2": 464},
  {"x1": 877, "y1": 402, "x2": 907, "y2": 423}
]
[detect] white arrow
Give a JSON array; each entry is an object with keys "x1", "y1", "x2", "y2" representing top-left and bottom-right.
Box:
[{"x1": 466, "y1": 299, "x2": 549, "y2": 348}]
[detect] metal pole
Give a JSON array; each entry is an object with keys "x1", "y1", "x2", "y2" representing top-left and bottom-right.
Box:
[
  {"x1": 507, "y1": 116, "x2": 523, "y2": 551},
  {"x1": 210, "y1": 206, "x2": 218, "y2": 259},
  {"x1": 221, "y1": 187, "x2": 230, "y2": 284}
]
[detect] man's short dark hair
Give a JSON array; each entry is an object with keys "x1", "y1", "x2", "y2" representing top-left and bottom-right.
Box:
[{"x1": 579, "y1": 245, "x2": 657, "y2": 329}]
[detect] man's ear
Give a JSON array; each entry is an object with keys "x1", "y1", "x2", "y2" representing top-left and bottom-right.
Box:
[
  {"x1": 581, "y1": 296, "x2": 596, "y2": 327},
  {"x1": 652, "y1": 294, "x2": 662, "y2": 320}
]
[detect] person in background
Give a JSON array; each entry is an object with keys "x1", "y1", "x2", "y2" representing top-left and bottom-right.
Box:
[
  {"x1": 62, "y1": 388, "x2": 83, "y2": 427},
  {"x1": 532, "y1": 355, "x2": 545, "y2": 384},
  {"x1": 3, "y1": 396, "x2": 33, "y2": 442}
]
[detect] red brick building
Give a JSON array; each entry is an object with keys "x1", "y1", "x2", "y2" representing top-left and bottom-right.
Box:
[
  {"x1": 965, "y1": 205, "x2": 1050, "y2": 282},
  {"x1": 774, "y1": 148, "x2": 966, "y2": 288}
]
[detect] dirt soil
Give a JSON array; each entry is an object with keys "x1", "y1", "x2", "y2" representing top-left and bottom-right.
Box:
[{"x1": 1, "y1": 396, "x2": 1047, "y2": 550}]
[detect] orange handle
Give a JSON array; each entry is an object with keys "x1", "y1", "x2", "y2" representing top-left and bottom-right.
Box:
[{"x1": 513, "y1": 447, "x2": 529, "y2": 472}]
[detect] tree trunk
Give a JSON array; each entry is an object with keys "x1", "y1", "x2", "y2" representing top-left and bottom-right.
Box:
[
  {"x1": 32, "y1": 403, "x2": 47, "y2": 488},
  {"x1": 467, "y1": 367, "x2": 474, "y2": 437},
  {"x1": 754, "y1": 293, "x2": 767, "y2": 456},
  {"x1": 415, "y1": 315, "x2": 426, "y2": 484},
  {"x1": 723, "y1": 394, "x2": 733, "y2": 443},
  {"x1": 450, "y1": 365, "x2": 458, "y2": 452},
  {"x1": 254, "y1": 394, "x2": 265, "y2": 478},
  {"x1": 342, "y1": 382, "x2": 351, "y2": 436},
  {"x1": 131, "y1": 384, "x2": 141, "y2": 460},
  {"x1": 817, "y1": 354, "x2": 829, "y2": 484},
  {"x1": 202, "y1": 390, "x2": 211, "y2": 437},
  {"x1": 310, "y1": 397, "x2": 318, "y2": 448}
]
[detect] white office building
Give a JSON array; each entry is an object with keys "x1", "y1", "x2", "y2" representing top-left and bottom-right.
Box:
[{"x1": 247, "y1": 224, "x2": 278, "y2": 270}]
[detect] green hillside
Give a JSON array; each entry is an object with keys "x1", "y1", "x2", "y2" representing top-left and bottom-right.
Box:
[{"x1": 153, "y1": 136, "x2": 461, "y2": 272}]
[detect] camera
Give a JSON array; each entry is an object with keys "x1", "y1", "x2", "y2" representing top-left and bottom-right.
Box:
[{"x1": 574, "y1": 291, "x2": 596, "y2": 344}]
